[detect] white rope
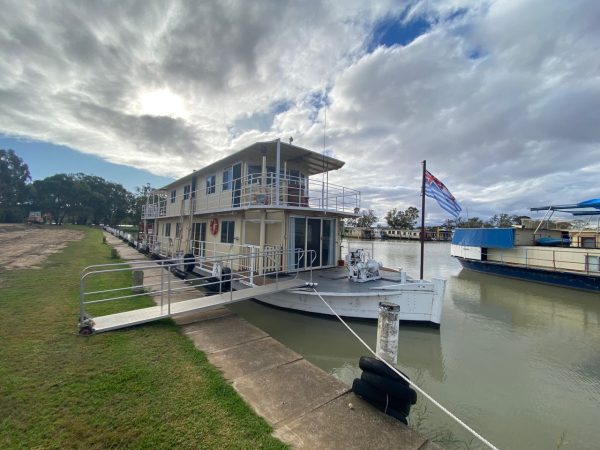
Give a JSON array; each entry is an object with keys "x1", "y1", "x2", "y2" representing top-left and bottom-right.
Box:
[{"x1": 311, "y1": 287, "x2": 500, "y2": 450}]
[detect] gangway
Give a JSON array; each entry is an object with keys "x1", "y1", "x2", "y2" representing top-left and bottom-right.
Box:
[
  {"x1": 90, "y1": 278, "x2": 305, "y2": 333},
  {"x1": 79, "y1": 248, "x2": 314, "y2": 335}
]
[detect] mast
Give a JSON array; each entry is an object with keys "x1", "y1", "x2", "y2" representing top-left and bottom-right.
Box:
[{"x1": 420, "y1": 160, "x2": 426, "y2": 280}]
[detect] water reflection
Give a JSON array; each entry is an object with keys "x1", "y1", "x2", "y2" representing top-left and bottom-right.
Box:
[{"x1": 229, "y1": 300, "x2": 446, "y2": 383}]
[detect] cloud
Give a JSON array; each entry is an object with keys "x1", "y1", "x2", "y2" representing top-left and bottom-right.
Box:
[{"x1": 0, "y1": 0, "x2": 599, "y2": 222}]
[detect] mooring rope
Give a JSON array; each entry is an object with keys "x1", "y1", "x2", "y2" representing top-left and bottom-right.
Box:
[{"x1": 311, "y1": 287, "x2": 500, "y2": 450}]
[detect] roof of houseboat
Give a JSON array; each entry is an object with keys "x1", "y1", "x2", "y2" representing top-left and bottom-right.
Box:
[
  {"x1": 158, "y1": 140, "x2": 345, "y2": 191},
  {"x1": 531, "y1": 198, "x2": 600, "y2": 215}
]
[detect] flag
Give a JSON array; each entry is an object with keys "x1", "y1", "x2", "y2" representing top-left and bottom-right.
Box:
[{"x1": 424, "y1": 170, "x2": 462, "y2": 218}]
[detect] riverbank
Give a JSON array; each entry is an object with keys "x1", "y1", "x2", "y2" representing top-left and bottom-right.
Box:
[{"x1": 0, "y1": 226, "x2": 285, "y2": 449}]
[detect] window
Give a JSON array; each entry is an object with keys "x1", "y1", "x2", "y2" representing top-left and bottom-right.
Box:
[
  {"x1": 170, "y1": 189, "x2": 177, "y2": 203},
  {"x1": 183, "y1": 185, "x2": 191, "y2": 200},
  {"x1": 175, "y1": 223, "x2": 181, "y2": 238},
  {"x1": 587, "y1": 255, "x2": 600, "y2": 272},
  {"x1": 164, "y1": 223, "x2": 171, "y2": 237},
  {"x1": 220, "y1": 220, "x2": 235, "y2": 243},
  {"x1": 581, "y1": 237, "x2": 596, "y2": 249},
  {"x1": 206, "y1": 175, "x2": 216, "y2": 195},
  {"x1": 222, "y1": 168, "x2": 232, "y2": 190},
  {"x1": 248, "y1": 165, "x2": 262, "y2": 184}
]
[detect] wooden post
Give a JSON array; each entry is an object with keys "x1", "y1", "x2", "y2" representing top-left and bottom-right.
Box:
[
  {"x1": 111, "y1": 248, "x2": 119, "y2": 259},
  {"x1": 132, "y1": 270, "x2": 144, "y2": 293},
  {"x1": 376, "y1": 302, "x2": 400, "y2": 365}
]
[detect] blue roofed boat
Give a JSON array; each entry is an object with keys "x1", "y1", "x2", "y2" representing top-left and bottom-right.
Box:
[{"x1": 450, "y1": 199, "x2": 600, "y2": 292}]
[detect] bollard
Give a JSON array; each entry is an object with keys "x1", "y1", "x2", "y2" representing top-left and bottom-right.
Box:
[
  {"x1": 102, "y1": 236, "x2": 107, "y2": 244},
  {"x1": 376, "y1": 302, "x2": 400, "y2": 365},
  {"x1": 398, "y1": 267, "x2": 407, "y2": 284},
  {"x1": 132, "y1": 270, "x2": 144, "y2": 293},
  {"x1": 111, "y1": 248, "x2": 119, "y2": 259}
]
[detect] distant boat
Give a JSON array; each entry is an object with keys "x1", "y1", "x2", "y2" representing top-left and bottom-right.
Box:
[{"x1": 450, "y1": 199, "x2": 600, "y2": 292}]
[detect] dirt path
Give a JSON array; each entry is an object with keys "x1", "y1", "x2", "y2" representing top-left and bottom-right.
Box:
[{"x1": 0, "y1": 224, "x2": 84, "y2": 270}]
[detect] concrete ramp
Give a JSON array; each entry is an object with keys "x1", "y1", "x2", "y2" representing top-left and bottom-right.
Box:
[{"x1": 91, "y1": 278, "x2": 305, "y2": 333}]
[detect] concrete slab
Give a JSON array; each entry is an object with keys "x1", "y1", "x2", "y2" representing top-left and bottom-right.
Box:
[
  {"x1": 274, "y1": 392, "x2": 436, "y2": 449},
  {"x1": 207, "y1": 336, "x2": 302, "y2": 380},
  {"x1": 233, "y1": 359, "x2": 349, "y2": 425},
  {"x1": 182, "y1": 315, "x2": 269, "y2": 353}
]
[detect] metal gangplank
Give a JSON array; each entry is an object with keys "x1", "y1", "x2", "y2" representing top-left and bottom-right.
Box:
[
  {"x1": 90, "y1": 278, "x2": 305, "y2": 333},
  {"x1": 79, "y1": 248, "x2": 314, "y2": 335}
]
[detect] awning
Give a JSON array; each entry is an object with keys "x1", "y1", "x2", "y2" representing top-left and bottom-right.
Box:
[{"x1": 452, "y1": 228, "x2": 515, "y2": 248}]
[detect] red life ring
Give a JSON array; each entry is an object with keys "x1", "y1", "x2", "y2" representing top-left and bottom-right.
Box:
[{"x1": 209, "y1": 218, "x2": 219, "y2": 236}]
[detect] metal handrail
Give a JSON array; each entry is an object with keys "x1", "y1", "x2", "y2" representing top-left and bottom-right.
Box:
[
  {"x1": 141, "y1": 171, "x2": 360, "y2": 219},
  {"x1": 79, "y1": 246, "x2": 314, "y2": 331}
]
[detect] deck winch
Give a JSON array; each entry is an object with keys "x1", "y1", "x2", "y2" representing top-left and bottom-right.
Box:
[{"x1": 347, "y1": 249, "x2": 382, "y2": 283}]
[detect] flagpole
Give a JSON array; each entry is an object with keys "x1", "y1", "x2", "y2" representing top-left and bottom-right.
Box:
[{"x1": 420, "y1": 160, "x2": 426, "y2": 280}]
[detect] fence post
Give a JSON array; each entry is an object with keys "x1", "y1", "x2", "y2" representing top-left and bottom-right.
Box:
[
  {"x1": 376, "y1": 302, "x2": 400, "y2": 365},
  {"x1": 132, "y1": 270, "x2": 144, "y2": 293}
]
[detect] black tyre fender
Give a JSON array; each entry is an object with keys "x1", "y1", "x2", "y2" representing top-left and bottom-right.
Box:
[
  {"x1": 184, "y1": 253, "x2": 195, "y2": 272},
  {"x1": 352, "y1": 379, "x2": 409, "y2": 423},
  {"x1": 361, "y1": 371, "x2": 417, "y2": 405},
  {"x1": 358, "y1": 356, "x2": 410, "y2": 385}
]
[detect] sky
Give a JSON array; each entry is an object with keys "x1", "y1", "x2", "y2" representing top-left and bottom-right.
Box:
[{"x1": 1, "y1": 0, "x2": 599, "y2": 223}]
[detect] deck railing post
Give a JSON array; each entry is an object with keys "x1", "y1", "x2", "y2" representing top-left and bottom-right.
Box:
[
  {"x1": 167, "y1": 267, "x2": 171, "y2": 315},
  {"x1": 376, "y1": 302, "x2": 400, "y2": 365},
  {"x1": 160, "y1": 267, "x2": 164, "y2": 309}
]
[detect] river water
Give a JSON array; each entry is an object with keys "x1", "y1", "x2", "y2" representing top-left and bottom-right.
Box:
[{"x1": 229, "y1": 240, "x2": 600, "y2": 449}]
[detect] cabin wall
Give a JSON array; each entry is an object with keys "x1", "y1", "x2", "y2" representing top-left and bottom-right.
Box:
[{"x1": 487, "y1": 246, "x2": 600, "y2": 272}]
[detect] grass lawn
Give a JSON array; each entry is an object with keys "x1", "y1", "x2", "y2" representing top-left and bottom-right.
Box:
[{"x1": 0, "y1": 227, "x2": 287, "y2": 450}]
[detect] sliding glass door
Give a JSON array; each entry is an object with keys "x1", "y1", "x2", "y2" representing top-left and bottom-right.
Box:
[{"x1": 288, "y1": 216, "x2": 336, "y2": 269}]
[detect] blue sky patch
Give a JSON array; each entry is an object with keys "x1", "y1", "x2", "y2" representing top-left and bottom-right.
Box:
[
  {"x1": 369, "y1": 10, "x2": 431, "y2": 51},
  {"x1": 0, "y1": 136, "x2": 173, "y2": 192},
  {"x1": 232, "y1": 100, "x2": 293, "y2": 134}
]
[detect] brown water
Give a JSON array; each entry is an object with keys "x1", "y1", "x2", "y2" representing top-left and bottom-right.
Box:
[{"x1": 229, "y1": 240, "x2": 600, "y2": 449}]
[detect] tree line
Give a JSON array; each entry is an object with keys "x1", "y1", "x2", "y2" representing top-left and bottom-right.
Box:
[
  {"x1": 347, "y1": 206, "x2": 527, "y2": 229},
  {"x1": 0, "y1": 149, "x2": 146, "y2": 225}
]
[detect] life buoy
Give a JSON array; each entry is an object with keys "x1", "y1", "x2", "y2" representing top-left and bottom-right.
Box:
[{"x1": 209, "y1": 218, "x2": 219, "y2": 236}]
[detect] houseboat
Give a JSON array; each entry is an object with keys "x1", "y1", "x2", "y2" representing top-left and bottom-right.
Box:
[
  {"x1": 139, "y1": 139, "x2": 446, "y2": 326},
  {"x1": 450, "y1": 200, "x2": 600, "y2": 292}
]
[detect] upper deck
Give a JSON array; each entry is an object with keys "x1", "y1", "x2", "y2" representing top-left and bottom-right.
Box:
[{"x1": 141, "y1": 140, "x2": 360, "y2": 219}]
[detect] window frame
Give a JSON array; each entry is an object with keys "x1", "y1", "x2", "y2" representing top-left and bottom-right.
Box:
[
  {"x1": 164, "y1": 223, "x2": 171, "y2": 237},
  {"x1": 206, "y1": 174, "x2": 216, "y2": 195},
  {"x1": 222, "y1": 167, "x2": 232, "y2": 191},
  {"x1": 220, "y1": 220, "x2": 235, "y2": 244},
  {"x1": 170, "y1": 189, "x2": 177, "y2": 203},
  {"x1": 183, "y1": 185, "x2": 191, "y2": 200}
]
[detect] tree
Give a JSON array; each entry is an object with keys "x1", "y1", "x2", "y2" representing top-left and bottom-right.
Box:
[
  {"x1": 486, "y1": 213, "x2": 521, "y2": 228},
  {"x1": 356, "y1": 209, "x2": 378, "y2": 228},
  {"x1": 0, "y1": 149, "x2": 31, "y2": 222},
  {"x1": 385, "y1": 206, "x2": 419, "y2": 229},
  {"x1": 458, "y1": 217, "x2": 485, "y2": 228}
]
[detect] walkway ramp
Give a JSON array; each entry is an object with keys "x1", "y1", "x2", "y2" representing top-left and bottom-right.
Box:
[{"x1": 91, "y1": 278, "x2": 305, "y2": 334}]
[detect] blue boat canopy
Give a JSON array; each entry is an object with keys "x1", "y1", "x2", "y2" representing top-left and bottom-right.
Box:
[
  {"x1": 531, "y1": 198, "x2": 600, "y2": 212},
  {"x1": 452, "y1": 228, "x2": 515, "y2": 248}
]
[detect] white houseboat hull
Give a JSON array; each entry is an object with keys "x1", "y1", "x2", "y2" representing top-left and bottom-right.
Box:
[{"x1": 251, "y1": 268, "x2": 446, "y2": 326}]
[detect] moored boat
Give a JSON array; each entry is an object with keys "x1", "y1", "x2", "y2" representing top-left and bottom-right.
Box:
[
  {"x1": 451, "y1": 199, "x2": 600, "y2": 292},
  {"x1": 138, "y1": 139, "x2": 446, "y2": 326}
]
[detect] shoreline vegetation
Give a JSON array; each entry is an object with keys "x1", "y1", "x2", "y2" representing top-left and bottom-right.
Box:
[{"x1": 0, "y1": 226, "x2": 286, "y2": 449}]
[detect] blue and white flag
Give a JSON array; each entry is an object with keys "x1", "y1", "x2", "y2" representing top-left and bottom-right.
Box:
[{"x1": 424, "y1": 170, "x2": 462, "y2": 218}]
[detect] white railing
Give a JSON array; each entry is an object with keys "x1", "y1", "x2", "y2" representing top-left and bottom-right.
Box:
[
  {"x1": 489, "y1": 246, "x2": 600, "y2": 275},
  {"x1": 78, "y1": 246, "x2": 316, "y2": 334},
  {"x1": 141, "y1": 172, "x2": 360, "y2": 219}
]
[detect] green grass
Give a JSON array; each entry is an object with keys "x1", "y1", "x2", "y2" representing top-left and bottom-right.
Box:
[{"x1": 0, "y1": 227, "x2": 287, "y2": 450}]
